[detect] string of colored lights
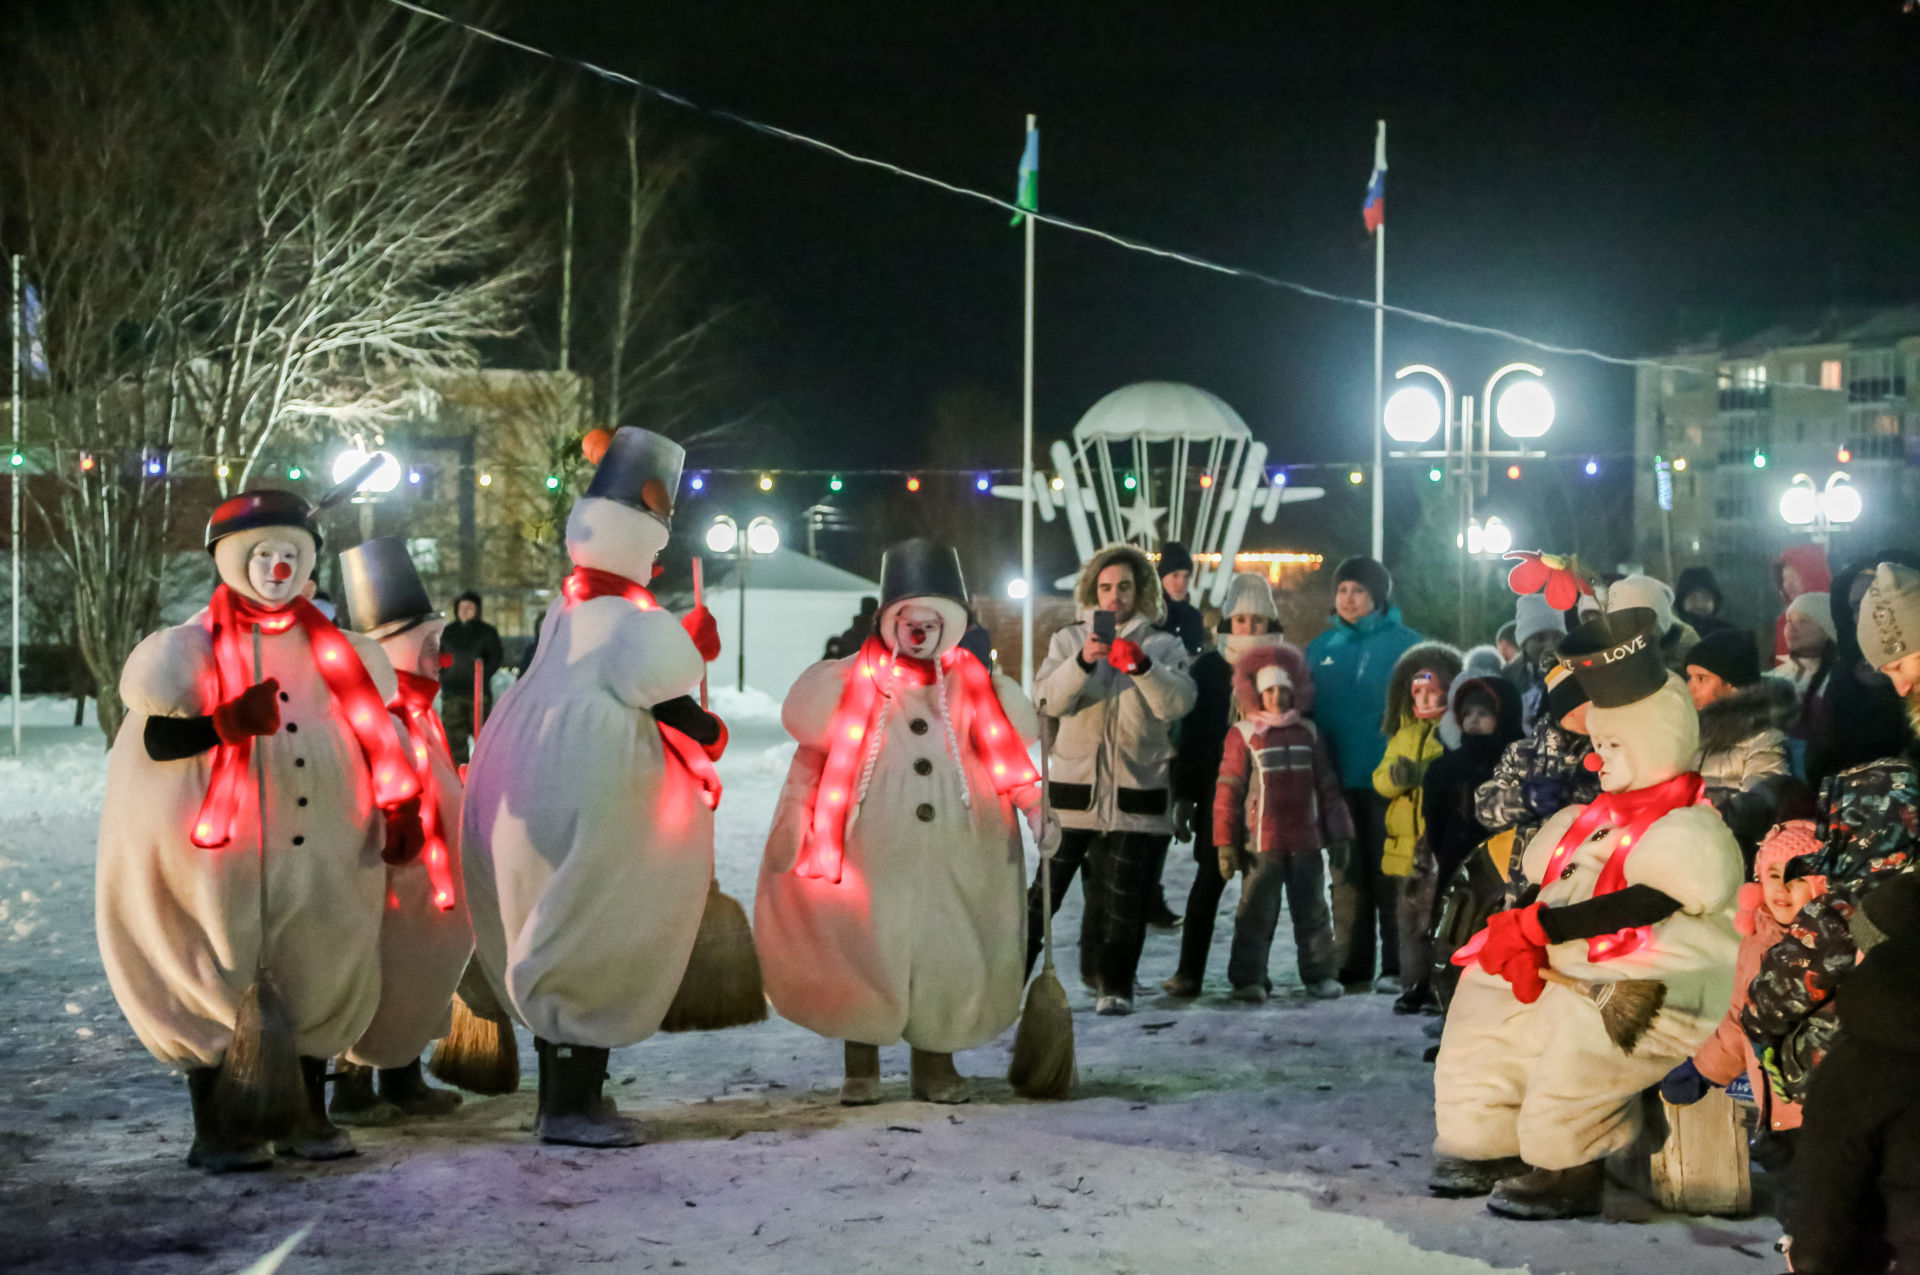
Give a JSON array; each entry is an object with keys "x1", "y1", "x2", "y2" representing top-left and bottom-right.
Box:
[{"x1": 379, "y1": 0, "x2": 1803, "y2": 385}]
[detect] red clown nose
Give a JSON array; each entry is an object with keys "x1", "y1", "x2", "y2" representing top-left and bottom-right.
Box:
[
  {"x1": 1583, "y1": 753, "x2": 1604, "y2": 773},
  {"x1": 438, "y1": 653, "x2": 453, "y2": 669},
  {"x1": 272, "y1": 562, "x2": 293, "y2": 581}
]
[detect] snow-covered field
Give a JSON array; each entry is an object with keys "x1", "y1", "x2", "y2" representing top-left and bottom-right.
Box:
[{"x1": 0, "y1": 694, "x2": 1782, "y2": 1274}]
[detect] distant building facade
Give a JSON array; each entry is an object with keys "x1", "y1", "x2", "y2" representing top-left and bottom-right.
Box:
[{"x1": 1632, "y1": 305, "x2": 1920, "y2": 625}]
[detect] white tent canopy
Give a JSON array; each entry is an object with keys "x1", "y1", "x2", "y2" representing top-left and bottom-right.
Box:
[
  {"x1": 1071, "y1": 381, "x2": 1252, "y2": 443},
  {"x1": 703, "y1": 547, "x2": 879, "y2": 701}
]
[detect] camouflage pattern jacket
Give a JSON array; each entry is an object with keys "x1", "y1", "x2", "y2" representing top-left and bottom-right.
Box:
[
  {"x1": 1474, "y1": 717, "x2": 1601, "y2": 875},
  {"x1": 1740, "y1": 753, "x2": 1919, "y2": 1101}
]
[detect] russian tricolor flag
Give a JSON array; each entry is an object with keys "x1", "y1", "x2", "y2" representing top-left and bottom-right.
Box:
[{"x1": 1362, "y1": 122, "x2": 1386, "y2": 234}]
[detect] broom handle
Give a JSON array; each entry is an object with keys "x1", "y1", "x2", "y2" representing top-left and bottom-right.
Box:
[
  {"x1": 252, "y1": 625, "x2": 271, "y2": 976},
  {"x1": 692, "y1": 557, "x2": 709, "y2": 711},
  {"x1": 1036, "y1": 701, "x2": 1056, "y2": 975}
]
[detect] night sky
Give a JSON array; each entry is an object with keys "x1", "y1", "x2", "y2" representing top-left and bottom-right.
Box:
[{"x1": 499, "y1": 0, "x2": 1920, "y2": 483}]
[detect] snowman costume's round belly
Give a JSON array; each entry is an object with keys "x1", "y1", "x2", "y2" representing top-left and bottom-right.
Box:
[
  {"x1": 461, "y1": 595, "x2": 711, "y2": 1048},
  {"x1": 756, "y1": 658, "x2": 1036, "y2": 1054},
  {"x1": 95, "y1": 619, "x2": 397, "y2": 1069}
]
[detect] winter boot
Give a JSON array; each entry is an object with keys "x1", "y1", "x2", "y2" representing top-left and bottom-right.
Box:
[
  {"x1": 1427, "y1": 1155, "x2": 1528, "y2": 1198},
  {"x1": 909, "y1": 1048, "x2": 969, "y2": 1104},
  {"x1": 1307, "y1": 978, "x2": 1345, "y2": 1000},
  {"x1": 841, "y1": 1041, "x2": 882, "y2": 1107},
  {"x1": 377, "y1": 1058, "x2": 463, "y2": 1117},
  {"x1": 328, "y1": 1059, "x2": 402, "y2": 1127},
  {"x1": 1160, "y1": 973, "x2": 1201, "y2": 999},
  {"x1": 184, "y1": 1066, "x2": 271, "y2": 1173},
  {"x1": 1372, "y1": 974, "x2": 1402, "y2": 995},
  {"x1": 1393, "y1": 980, "x2": 1434, "y2": 1016},
  {"x1": 1486, "y1": 1162, "x2": 1604, "y2": 1219},
  {"x1": 276, "y1": 1057, "x2": 356, "y2": 1160},
  {"x1": 534, "y1": 1039, "x2": 643, "y2": 1148},
  {"x1": 1228, "y1": 984, "x2": 1268, "y2": 1004},
  {"x1": 1094, "y1": 994, "x2": 1133, "y2": 1016}
]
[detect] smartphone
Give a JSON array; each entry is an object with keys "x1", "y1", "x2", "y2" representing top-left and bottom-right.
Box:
[{"x1": 1092, "y1": 610, "x2": 1117, "y2": 643}]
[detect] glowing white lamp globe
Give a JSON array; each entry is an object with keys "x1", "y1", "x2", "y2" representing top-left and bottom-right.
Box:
[
  {"x1": 1822, "y1": 475, "x2": 1862, "y2": 524},
  {"x1": 1481, "y1": 516, "x2": 1514, "y2": 556},
  {"x1": 1383, "y1": 386, "x2": 1443, "y2": 444},
  {"x1": 333, "y1": 447, "x2": 402, "y2": 493},
  {"x1": 746, "y1": 517, "x2": 781, "y2": 556},
  {"x1": 1778, "y1": 477, "x2": 1818, "y2": 527},
  {"x1": 705, "y1": 517, "x2": 738, "y2": 554},
  {"x1": 1495, "y1": 381, "x2": 1555, "y2": 440},
  {"x1": 1006, "y1": 578, "x2": 1030, "y2": 600}
]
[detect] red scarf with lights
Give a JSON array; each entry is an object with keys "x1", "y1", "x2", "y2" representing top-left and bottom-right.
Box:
[
  {"x1": 793, "y1": 636, "x2": 1037, "y2": 884},
  {"x1": 1541, "y1": 770, "x2": 1706, "y2": 962},
  {"x1": 392, "y1": 671, "x2": 458, "y2": 912},
  {"x1": 192, "y1": 586, "x2": 421, "y2": 850},
  {"x1": 561, "y1": 567, "x2": 722, "y2": 811}
]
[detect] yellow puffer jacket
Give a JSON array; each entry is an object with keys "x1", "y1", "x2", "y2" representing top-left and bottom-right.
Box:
[{"x1": 1372, "y1": 717, "x2": 1444, "y2": 877}]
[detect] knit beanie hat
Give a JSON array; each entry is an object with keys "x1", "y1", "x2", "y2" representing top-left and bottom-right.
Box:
[
  {"x1": 1514, "y1": 592, "x2": 1566, "y2": 647},
  {"x1": 1684, "y1": 628, "x2": 1761, "y2": 688},
  {"x1": 1606, "y1": 574, "x2": 1675, "y2": 635},
  {"x1": 1219, "y1": 572, "x2": 1281, "y2": 624},
  {"x1": 1255, "y1": 664, "x2": 1291, "y2": 694},
  {"x1": 1785, "y1": 591, "x2": 1837, "y2": 643},
  {"x1": 1333, "y1": 555, "x2": 1391, "y2": 610},
  {"x1": 1159, "y1": 541, "x2": 1195, "y2": 576},
  {"x1": 1857, "y1": 561, "x2": 1920, "y2": 670}
]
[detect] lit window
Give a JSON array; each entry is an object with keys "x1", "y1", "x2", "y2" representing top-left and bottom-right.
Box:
[{"x1": 1820, "y1": 359, "x2": 1843, "y2": 391}]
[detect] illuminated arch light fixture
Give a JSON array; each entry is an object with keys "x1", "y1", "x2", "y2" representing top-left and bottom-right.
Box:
[
  {"x1": 1494, "y1": 377, "x2": 1555, "y2": 441},
  {"x1": 1780, "y1": 471, "x2": 1861, "y2": 527},
  {"x1": 745, "y1": 516, "x2": 781, "y2": 555},
  {"x1": 1383, "y1": 385, "x2": 1443, "y2": 444},
  {"x1": 332, "y1": 446, "x2": 402, "y2": 493}
]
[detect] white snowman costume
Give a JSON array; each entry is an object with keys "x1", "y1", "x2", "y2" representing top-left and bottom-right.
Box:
[
  {"x1": 756, "y1": 593, "x2": 1041, "y2": 1054},
  {"x1": 1434, "y1": 671, "x2": 1742, "y2": 1172}
]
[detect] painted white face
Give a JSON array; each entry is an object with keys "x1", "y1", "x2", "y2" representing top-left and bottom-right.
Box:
[
  {"x1": 248, "y1": 537, "x2": 307, "y2": 606},
  {"x1": 1589, "y1": 725, "x2": 1634, "y2": 794},
  {"x1": 893, "y1": 604, "x2": 944, "y2": 660},
  {"x1": 382, "y1": 616, "x2": 447, "y2": 679}
]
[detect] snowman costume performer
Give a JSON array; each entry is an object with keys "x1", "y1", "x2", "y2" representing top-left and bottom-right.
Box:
[
  {"x1": 1430, "y1": 607, "x2": 1742, "y2": 1219},
  {"x1": 96, "y1": 490, "x2": 425, "y2": 1171},
  {"x1": 462, "y1": 426, "x2": 726, "y2": 1147},
  {"x1": 328, "y1": 537, "x2": 474, "y2": 1124},
  {"x1": 755, "y1": 539, "x2": 1055, "y2": 1105}
]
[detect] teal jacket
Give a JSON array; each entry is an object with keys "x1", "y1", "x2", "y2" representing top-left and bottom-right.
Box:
[{"x1": 1304, "y1": 606, "x2": 1423, "y2": 790}]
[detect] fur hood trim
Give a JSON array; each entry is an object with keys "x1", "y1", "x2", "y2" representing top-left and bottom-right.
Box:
[
  {"x1": 1380, "y1": 641, "x2": 1463, "y2": 735},
  {"x1": 1231, "y1": 642, "x2": 1312, "y2": 716},
  {"x1": 1697, "y1": 677, "x2": 1800, "y2": 755},
  {"x1": 1072, "y1": 544, "x2": 1164, "y2": 623}
]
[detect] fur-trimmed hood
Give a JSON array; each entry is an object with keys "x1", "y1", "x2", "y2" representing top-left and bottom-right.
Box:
[
  {"x1": 1380, "y1": 641, "x2": 1463, "y2": 735},
  {"x1": 1230, "y1": 641, "x2": 1312, "y2": 717},
  {"x1": 1072, "y1": 543, "x2": 1164, "y2": 624},
  {"x1": 1697, "y1": 677, "x2": 1800, "y2": 756}
]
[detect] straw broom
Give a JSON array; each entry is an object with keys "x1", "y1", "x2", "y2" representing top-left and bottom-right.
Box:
[
  {"x1": 1008, "y1": 704, "x2": 1074, "y2": 1099},
  {"x1": 209, "y1": 626, "x2": 305, "y2": 1141},
  {"x1": 428, "y1": 961, "x2": 520, "y2": 1095},
  {"x1": 660, "y1": 556, "x2": 767, "y2": 1032},
  {"x1": 1540, "y1": 967, "x2": 1667, "y2": 1055}
]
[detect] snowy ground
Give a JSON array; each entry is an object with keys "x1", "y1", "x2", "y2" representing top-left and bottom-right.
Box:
[{"x1": 0, "y1": 692, "x2": 1786, "y2": 1274}]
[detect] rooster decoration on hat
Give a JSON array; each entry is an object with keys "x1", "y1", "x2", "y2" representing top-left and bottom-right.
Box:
[{"x1": 461, "y1": 425, "x2": 727, "y2": 1148}]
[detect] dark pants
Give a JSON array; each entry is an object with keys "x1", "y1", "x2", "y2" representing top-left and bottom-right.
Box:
[
  {"x1": 1026, "y1": 828, "x2": 1169, "y2": 999},
  {"x1": 1175, "y1": 845, "x2": 1229, "y2": 983},
  {"x1": 1394, "y1": 843, "x2": 1439, "y2": 1000},
  {"x1": 1228, "y1": 851, "x2": 1337, "y2": 990},
  {"x1": 1330, "y1": 788, "x2": 1398, "y2": 983},
  {"x1": 443, "y1": 693, "x2": 477, "y2": 766}
]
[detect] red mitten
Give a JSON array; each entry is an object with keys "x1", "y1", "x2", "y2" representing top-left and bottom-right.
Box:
[
  {"x1": 1501, "y1": 947, "x2": 1547, "y2": 1004},
  {"x1": 212, "y1": 679, "x2": 282, "y2": 744},
  {"x1": 381, "y1": 796, "x2": 425, "y2": 865},
  {"x1": 1107, "y1": 637, "x2": 1149, "y2": 675},
  {"x1": 1471, "y1": 902, "x2": 1550, "y2": 977},
  {"x1": 683, "y1": 606, "x2": 721, "y2": 663},
  {"x1": 702, "y1": 716, "x2": 729, "y2": 763}
]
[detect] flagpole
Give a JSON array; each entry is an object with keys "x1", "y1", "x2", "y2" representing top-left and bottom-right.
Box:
[
  {"x1": 1020, "y1": 114, "x2": 1037, "y2": 696},
  {"x1": 10, "y1": 254, "x2": 22, "y2": 756},
  {"x1": 1370, "y1": 120, "x2": 1385, "y2": 562}
]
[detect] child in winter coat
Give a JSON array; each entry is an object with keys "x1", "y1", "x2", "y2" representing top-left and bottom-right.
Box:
[
  {"x1": 1212, "y1": 643, "x2": 1352, "y2": 1001},
  {"x1": 1658, "y1": 821, "x2": 1825, "y2": 1139},
  {"x1": 1782, "y1": 869, "x2": 1920, "y2": 1275},
  {"x1": 1373, "y1": 643, "x2": 1463, "y2": 1010}
]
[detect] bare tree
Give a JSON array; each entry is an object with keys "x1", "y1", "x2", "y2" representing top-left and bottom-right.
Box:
[{"x1": 2, "y1": 0, "x2": 542, "y2": 740}]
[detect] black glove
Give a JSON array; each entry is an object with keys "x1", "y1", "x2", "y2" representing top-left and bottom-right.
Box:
[
  {"x1": 1520, "y1": 776, "x2": 1570, "y2": 817},
  {"x1": 1658, "y1": 1059, "x2": 1716, "y2": 1106}
]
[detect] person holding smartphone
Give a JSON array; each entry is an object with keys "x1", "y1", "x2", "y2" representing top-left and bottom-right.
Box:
[{"x1": 1027, "y1": 543, "x2": 1197, "y2": 1015}]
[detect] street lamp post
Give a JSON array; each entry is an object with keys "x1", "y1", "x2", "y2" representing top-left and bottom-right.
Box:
[
  {"x1": 1779, "y1": 471, "x2": 1861, "y2": 547},
  {"x1": 1382, "y1": 362, "x2": 1553, "y2": 643},
  {"x1": 705, "y1": 514, "x2": 781, "y2": 691}
]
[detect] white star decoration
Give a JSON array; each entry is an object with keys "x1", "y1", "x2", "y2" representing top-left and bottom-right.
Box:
[{"x1": 1120, "y1": 494, "x2": 1166, "y2": 542}]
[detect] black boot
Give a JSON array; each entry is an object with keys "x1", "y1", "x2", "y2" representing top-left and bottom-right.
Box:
[
  {"x1": 377, "y1": 1058, "x2": 462, "y2": 1117},
  {"x1": 1486, "y1": 1161, "x2": 1604, "y2": 1219},
  {"x1": 328, "y1": 1059, "x2": 402, "y2": 1127},
  {"x1": 276, "y1": 1056, "x2": 355, "y2": 1160},
  {"x1": 184, "y1": 1066, "x2": 271, "y2": 1173},
  {"x1": 1427, "y1": 1154, "x2": 1527, "y2": 1198},
  {"x1": 534, "y1": 1039, "x2": 643, "y2": 1148}
]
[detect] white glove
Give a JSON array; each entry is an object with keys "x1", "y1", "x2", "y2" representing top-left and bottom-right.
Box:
[{"x1": 1024, "y1": 804, "x2": 1062, "y2": 856}]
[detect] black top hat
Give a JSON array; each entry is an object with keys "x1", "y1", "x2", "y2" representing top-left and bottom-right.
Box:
[
  {"x1": 584, "y1": 427, "x2": 686, "y2": 526},
  {"x1": 1559, "y1": 607, "x2": 1667, "y2": 708},
  {"x1": 205, "y1": 489, "x2": 320, "y2": 554},
  {"x1": 340, "y1": 537, "x2": 438, "y2": 639},
  {"x1": 879, "y1": 538, "x2": 968, "y2": 613}
]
